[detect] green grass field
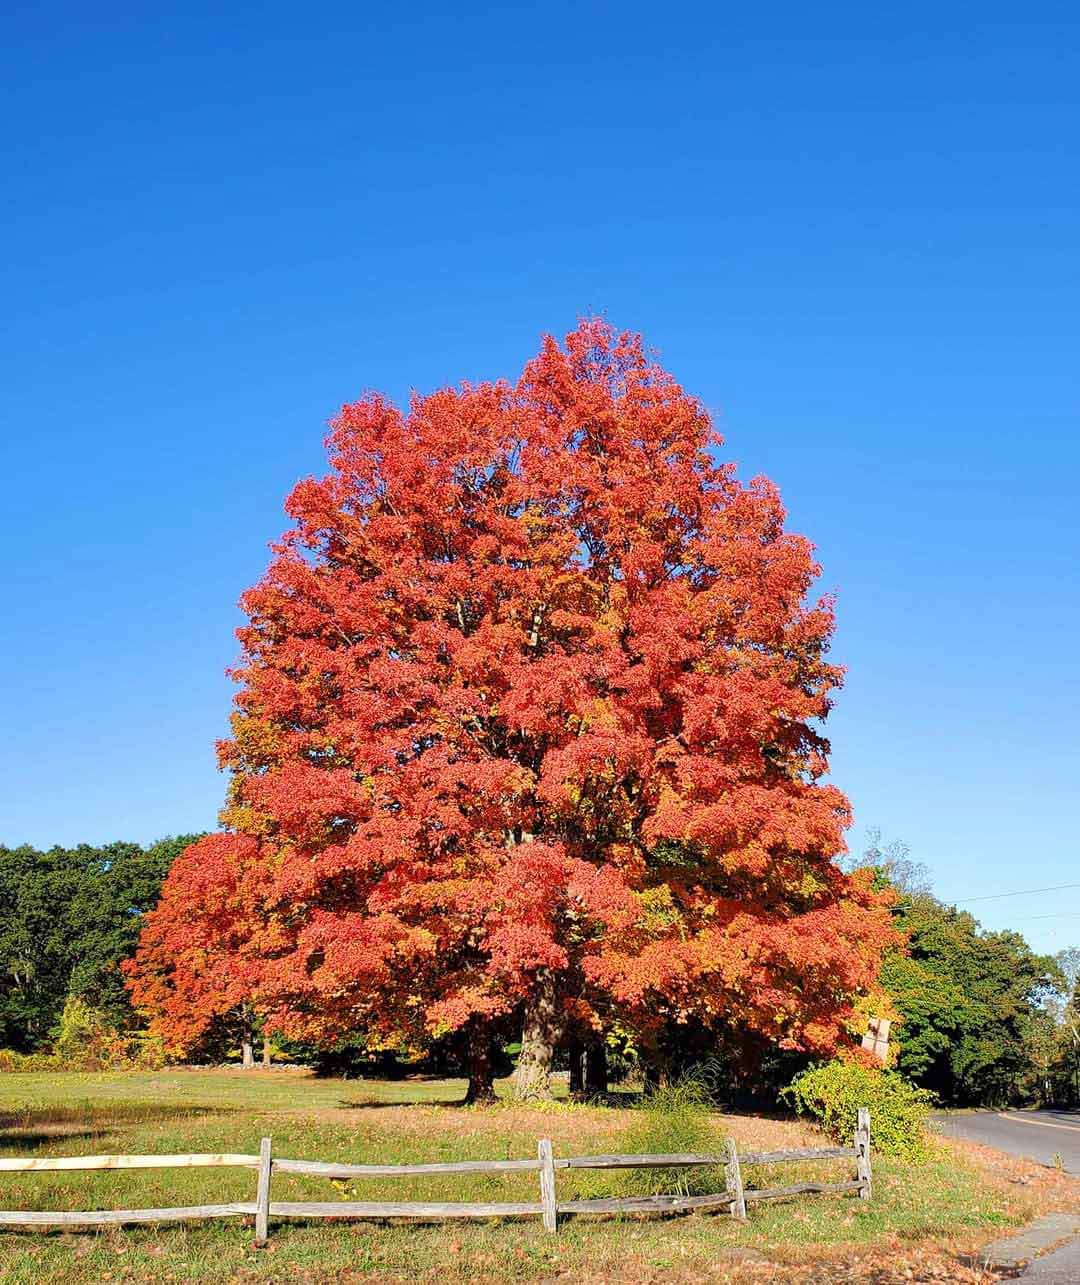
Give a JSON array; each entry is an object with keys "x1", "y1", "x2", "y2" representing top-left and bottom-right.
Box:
[{"x1": 0, "y1": 1070, "x2": 1036, "y2": 1282}]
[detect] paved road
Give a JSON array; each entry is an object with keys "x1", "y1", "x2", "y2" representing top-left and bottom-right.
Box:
[
  {"x1": 936, "y1": 1112, "x2": 1080, "y2": 1279},
  {"x1": 1024, "y1": 1236, "x2": 1080, "y2": 1283},
  {"x1": 932, "y1": 1109, "x2": 1080, "y2": 1174}
]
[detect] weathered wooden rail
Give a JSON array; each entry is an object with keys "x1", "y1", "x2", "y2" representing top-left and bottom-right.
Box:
[{"x1": 0, "y1": 1108, "x2": 871, "y2": 1241}]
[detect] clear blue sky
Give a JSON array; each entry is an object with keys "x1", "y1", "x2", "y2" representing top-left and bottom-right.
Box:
[{"x1": 2, "y1": 2, "x2": 1077, "y2": 954}]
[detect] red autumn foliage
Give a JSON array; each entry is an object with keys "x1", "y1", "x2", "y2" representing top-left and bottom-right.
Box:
[
  {"x1": 122, "y1": 833, "x2": 275, "y2": 1057},
  {"x1": 128, "y1": 319, "x2": 896, "y2": 1083}
]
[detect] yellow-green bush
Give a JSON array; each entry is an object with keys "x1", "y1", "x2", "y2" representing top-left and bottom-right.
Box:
[
  {"x1": 54, "y1": 996, "x2": 123, "y2": 1069},
  {"x1": 1, "y1": 999, "x2": 166, "y2": 1073},
  {"x1": 784, "y1": 1060, "x2": 933, "y2": 1160},
  {"x1": 0, "y1": 1049, "x2": 56, "y2": 1072}
]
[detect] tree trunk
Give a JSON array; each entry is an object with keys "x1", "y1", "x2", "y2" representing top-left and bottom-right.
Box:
[
  {"x1": 463, "y1": 1028, "x2": 496, "y2": 1105},
  {"x1": 262, "y1": 1033, "x2": 271, "y2": 1068},
  {"x1": 241, "y1": 1037, "x2": 255, "y2": 1069},
  {"x1": 584, "y1": 1037, "x2": 608, "y2": 1097},
  {"x1": 568, "y1": 1035, "x2": 584, "y2": 1098},
  {"x1": 643, "y1": 1061, "x2": 662, "y2": 1093},
  {"x1": 512, "y1": 971, "x2": 559, "y2": 1100}
]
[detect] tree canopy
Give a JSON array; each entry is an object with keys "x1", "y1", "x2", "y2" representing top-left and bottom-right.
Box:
[
  {"x1": 876, "y1": 881, "x2": 1064, "y2": 1105},
  {"x1": 127, "y1": 320, "x2": 896, "y2": 1098}
]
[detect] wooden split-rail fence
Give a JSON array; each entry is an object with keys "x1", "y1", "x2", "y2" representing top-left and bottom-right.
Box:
[{"x1": 0, "y1": 1108, "x2": 871, "y2": 1243}]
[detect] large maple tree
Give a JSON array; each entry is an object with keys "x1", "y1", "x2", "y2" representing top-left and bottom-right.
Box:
[{"x1": 130, "y1": 320, "x2": 895, "y2": 1099}]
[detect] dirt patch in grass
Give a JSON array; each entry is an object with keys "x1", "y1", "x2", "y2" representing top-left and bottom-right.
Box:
[{"x1": 301, "y1": 1101, "x2": 829, "y2": 1153}]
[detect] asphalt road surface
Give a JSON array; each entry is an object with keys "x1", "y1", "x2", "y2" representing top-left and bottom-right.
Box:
[
  {"x1": 933, "y1": 1108, "x2": 1080, "y2": 1173},
  {"x1": 1023, "y1": 1237, "x2": 1080, "y2": 1284},
  {"x1": 934, "y1": 1111, "x2": 1080, "y2": 1278}
]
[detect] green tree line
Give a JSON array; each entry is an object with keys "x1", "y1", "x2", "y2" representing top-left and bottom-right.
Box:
[
  {"x1": 0, "y1": 836, "x2": 201, "y2": 1051},
  {"x1": 860, "y1": 833, "x2": 1078, "y2": 1108}
]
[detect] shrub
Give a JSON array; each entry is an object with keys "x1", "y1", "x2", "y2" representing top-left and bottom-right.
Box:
[
  {"x1": 1, "y1": 998, "x2": 170, "y2": 1074},
  {"x1": 784, "y1": 1059, "x2": 934, "y2": 1160},
  {"x1": 124, "y1": 1029, "x2": 167, "y2": 1070},
  {"x1": 53, "y1": 997, "x2": 125, "y2": 1070},
  {"x1": 0, "y1": 1049, "x2": 57, "y2": 1072},
  {"x1": 619, "y1": 1065, "x2": 725, "y2": 1196},
  {"x1": 0, "y1": 1028, "x2": 165, "y2": 1074}
]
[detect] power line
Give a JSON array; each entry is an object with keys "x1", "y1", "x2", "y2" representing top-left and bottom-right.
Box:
[
  {"x1": 1011, "y1": 911, "x2": 1080, "y2": 923},
  {"x1": 952, "y1": 881, "x2": 1080, "y2": 904}
]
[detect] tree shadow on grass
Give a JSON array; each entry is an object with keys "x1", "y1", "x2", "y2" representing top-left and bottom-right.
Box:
[
  {"x1": 336, "y1": 1095, "x2": 472, "y2": 1110},
  {"x1": 0, "y1": 1103, "x2": 239, "y2": 1151},
  {"x1": 0, "y1": 1127, "x2": 102, "y2": 1149}
]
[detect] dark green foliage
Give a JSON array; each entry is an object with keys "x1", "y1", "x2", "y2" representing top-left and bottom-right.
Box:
[
  {"x1": 1047, "y1": 949, "x2": 1080, "y2": 1105},
  {"x1": 0, "y1": 835, "x2": 202, "y2": 1051},
  {"x1": 844, "y1": 830, "x2": 1068, "y2": 1109},
  {"x1": 66, "y1": 836, "x2": 199, "y2": 1029},
  {"x1": 0, "y1": 844, "x2": 74, "y2": 1050},
  {"x1": 880, "y1": 891, "x2": 1064, "y2": 1106}
]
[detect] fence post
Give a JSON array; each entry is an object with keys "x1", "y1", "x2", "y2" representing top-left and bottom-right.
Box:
[
  {"x1": 538, "y1": 1137, "x2": 557, "y2": 1234},
  {"x1": 724, "y1": 1137, "x2": 747, "y2": 1220},
  {"x1": 255, "y1": 1136, "x2": 273, "y2": 1245},
  {"x1": 855, "y1": 1108, "x2": 871, "y2": 1201}
]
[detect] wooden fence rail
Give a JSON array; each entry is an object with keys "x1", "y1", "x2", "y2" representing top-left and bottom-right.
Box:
[{"x1": 0, "y1": 1111, "x2": 871, "y2": 1241}]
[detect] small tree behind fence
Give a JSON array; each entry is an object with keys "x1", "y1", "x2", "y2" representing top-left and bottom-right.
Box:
[{"x1": 0, "y1": 1110, "x2": 872, "y2": 1243}]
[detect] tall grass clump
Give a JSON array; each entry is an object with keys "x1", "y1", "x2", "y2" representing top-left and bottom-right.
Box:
[{"x1": 618, "y1": 1065, "x2": 726, "y2": 1197}]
